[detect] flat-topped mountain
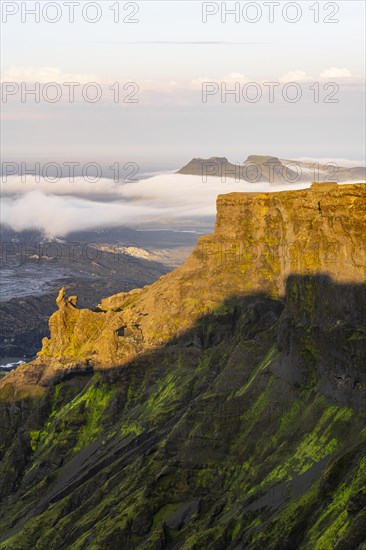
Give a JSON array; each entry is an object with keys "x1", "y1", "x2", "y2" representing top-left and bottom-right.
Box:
[
  {"x1": 0, "y1": 183, "x2": 365, "y2": 549},
  {"x1": 177, "y1": 155, "x2": 366, "y2": 184},
  {"x1": 177, "y1": 155, "x2": 295, "y2": 183},
  {"x1": 1, "y1": 182, "x2": 365, "y2": 390}
]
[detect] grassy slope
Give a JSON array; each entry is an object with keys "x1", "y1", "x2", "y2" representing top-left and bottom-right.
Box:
[{"x1": 0, "y1": 282, "x2": 365, "y2": 550}]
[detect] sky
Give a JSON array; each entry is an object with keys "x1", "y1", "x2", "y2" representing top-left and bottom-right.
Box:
[{"x1": 1, "y1": 0, "x2": 365, "y2": 166}]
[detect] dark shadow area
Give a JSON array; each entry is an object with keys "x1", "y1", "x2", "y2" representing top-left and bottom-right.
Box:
[{"x1": 0, "y1": 274, "x2": 365, "y2": 549}]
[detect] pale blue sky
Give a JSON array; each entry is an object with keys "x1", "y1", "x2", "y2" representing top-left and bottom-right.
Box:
[{"x1": 1, "y1": 1, "x2": 365, "y2": 164}]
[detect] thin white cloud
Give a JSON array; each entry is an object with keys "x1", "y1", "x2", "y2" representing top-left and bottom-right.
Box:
[
  {"x1": 278, "y1": 67, "x2": 360, "y2": 83},
  {"x1": 141, "y1": 80, "x2": 178, "y2": 92},
  {"x1": 279, "y1": 70, "x2": 314, "y2": 83},
  {"x1": 320, "y1": 67, "x2": 353, "y2": 79},
  {"x1": 100, "y1": 41, "x2": 266, "y2": 45},
  {"x1": 223, "y1": 72, "x2": 248, "y2": 82},
  {"x1": 279, "y1": 68, "x2": 357, "y2": 83},
  {"x1": 295, "y1": 157, "x2": 365, "y2": 168},
  {"x1": 193, "y1": 68, "x2": 362, "y2": 91},
  {"x1": 2, "y1": 66, "x2": 362, "y2": 101},
  {"x1": 1, "y1": 66, "x2": 100, "y2": 84},
  {"x1": 191, "y1": 73, "x2": 248, "y2": 90}
]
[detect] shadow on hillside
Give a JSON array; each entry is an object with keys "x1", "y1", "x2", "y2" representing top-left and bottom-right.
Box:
[
  {"x1": 0, "y1": 275, "x2": 365, "y2": 547},
  {"x1": 1, "y1": 274, "x2": 366, "y2": 393}
]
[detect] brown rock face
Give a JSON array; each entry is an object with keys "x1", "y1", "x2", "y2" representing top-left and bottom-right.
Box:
[
  {"x1": 56, "y1": 288, "x2": 78, "y2": 309},
  {"x1": 1, "y1": 183, "x2": 365, "y2": 391}
]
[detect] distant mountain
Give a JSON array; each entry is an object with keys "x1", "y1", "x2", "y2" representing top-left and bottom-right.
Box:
[{"x1": 177, "y1": 154, "x2": 366, "y2": 184}]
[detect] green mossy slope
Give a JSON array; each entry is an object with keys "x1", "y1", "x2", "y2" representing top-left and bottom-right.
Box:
[{"x1": 0, "y1": 276, "x2": 365, "y2": 549}]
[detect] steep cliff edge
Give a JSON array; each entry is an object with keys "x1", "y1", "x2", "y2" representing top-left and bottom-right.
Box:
[
  {"x1": 1, "y1": 183, "x2": 364, "y2": 392},
  {"x1": 0, "y1": 184, "x2": 365, "y2": 549}
]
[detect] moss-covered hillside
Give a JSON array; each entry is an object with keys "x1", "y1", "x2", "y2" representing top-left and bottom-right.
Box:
[{"x1": 0, "y1": 184, "x2": 365, "y2": 549}]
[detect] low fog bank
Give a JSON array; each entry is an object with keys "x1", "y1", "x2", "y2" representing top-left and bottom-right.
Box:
[{"x1": 1, "y1": 172, "x2": 365, "y2": 238}]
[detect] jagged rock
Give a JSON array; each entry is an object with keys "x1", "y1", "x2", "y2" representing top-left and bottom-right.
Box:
[
  {"x1": 68, "y1": 296, "x2": 78, "y2": 308},
  {"x1": 56, "y1": 287, "x2": 67, "y2": 309},
  {"x1": 56, "y1": 288, "x2": 78, "y2": 310}
]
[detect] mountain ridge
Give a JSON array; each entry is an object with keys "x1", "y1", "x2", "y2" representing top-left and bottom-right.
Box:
[
  {"x1": 177, "y1": 155, "x2": 366, "y2": 184},
  {"x1": 0, "y1": 182, "x2": 365, "y2": 548},
  {"x1": 0, "y1": 182, "x2": 364, "y2": 396}
]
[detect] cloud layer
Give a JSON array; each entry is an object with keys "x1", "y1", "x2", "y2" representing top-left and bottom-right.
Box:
[
  {"x1": 2, "y1": 165, "x2": 364, "y2": 238},
  {"x1": 1, "y1": 65, "x2": 363, "y2": 102}
]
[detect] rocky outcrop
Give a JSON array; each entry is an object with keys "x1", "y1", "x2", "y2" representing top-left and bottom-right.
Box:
[
  {"x1": 0, "y1": 183, "x2": 364, "y2": 391},
  {"x1": 0, "y1": 247, "x2": 169, "y2": 359}
]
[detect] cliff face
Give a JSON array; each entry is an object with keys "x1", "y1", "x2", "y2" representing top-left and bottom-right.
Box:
[
  {"x1": 1, "y1": 183, "x2": 364, "y2": 391},
  {"x1": 0, "y1": 184, "x2": 365, "y2": 549}
]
